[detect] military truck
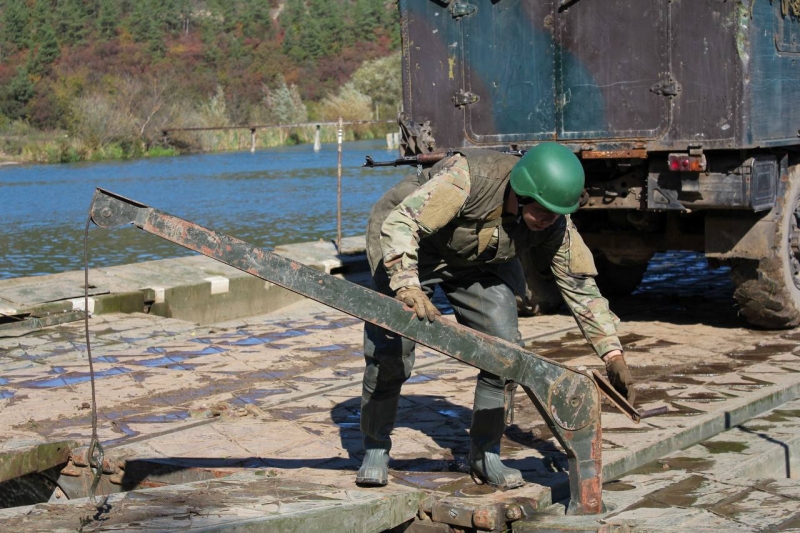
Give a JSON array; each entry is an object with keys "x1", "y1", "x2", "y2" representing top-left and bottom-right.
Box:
[{"x1": 394, "y1": 0, "x2": 800, "y2": 329}]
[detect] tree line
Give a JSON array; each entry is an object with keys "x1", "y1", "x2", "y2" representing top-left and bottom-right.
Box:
[{"x1": 0, "y1": 0, "x2": 401, "y2": 162}]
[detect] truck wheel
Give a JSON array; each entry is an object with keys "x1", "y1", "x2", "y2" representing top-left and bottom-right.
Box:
[
  {"x1": 731, "y1": 165, "x2": 800, "y2": 329},
  {"x1": 594, "y1": 253, "x2": 648, "y2": 297}
]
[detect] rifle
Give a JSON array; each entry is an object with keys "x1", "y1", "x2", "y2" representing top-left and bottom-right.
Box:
[
  {"x1": 362, "y1": 152, "x2": 451, "y2": 168},
  {"x1": 363, "y1": 149, "x2": 527, "y2": 168}
]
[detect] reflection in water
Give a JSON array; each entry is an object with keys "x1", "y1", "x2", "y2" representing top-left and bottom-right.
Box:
[
  {"x1": 18, "y1": 367, "x2": 132, "y2": 388},
  {"x1": 0, "y1": 140, "x2": 406, "y2": 279}
]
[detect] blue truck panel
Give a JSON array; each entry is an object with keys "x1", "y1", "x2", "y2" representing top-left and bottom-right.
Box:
[{"x1": 399, "y1": 0, "x2": 800, "y2": 153}]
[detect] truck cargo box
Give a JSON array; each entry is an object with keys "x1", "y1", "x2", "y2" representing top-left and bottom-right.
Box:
[
  {"x1": 395, "y1": 0, "x2": 800, "y2": 329},
  {"x1": 399, "y1": 0, "x2": 800, "y2": 153}
]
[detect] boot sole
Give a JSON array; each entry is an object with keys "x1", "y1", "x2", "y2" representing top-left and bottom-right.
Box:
[
  {"x1": 470, "y1": 470, "x2": 525, "y2": 490},
  {"x1": 355, "y1": 477, "x2": 388, "y2": 486}
]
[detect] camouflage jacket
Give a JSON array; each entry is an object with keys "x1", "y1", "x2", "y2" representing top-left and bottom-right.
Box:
[{"x1": 378, "y1": 152, "x2": 622, "y2": 357}]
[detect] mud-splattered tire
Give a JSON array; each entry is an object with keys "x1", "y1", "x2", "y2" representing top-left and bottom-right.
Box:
[
  {"x1": 731, "y1": 164, "x2": 800, "y2": 329},
  {"x1": 594, "y1": 253, "x2": 648, "y2": 297}
]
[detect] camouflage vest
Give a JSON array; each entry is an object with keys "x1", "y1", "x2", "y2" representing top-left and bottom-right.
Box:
[{"x1": 367, "y1": 149, "x2": 530, "y2": 270}]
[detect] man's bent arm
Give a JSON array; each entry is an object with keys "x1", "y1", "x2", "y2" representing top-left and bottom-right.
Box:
[
  {"x1": 546, "y1": 219, "x2": 623, "y2": 357},
  {"x1": 380, "y1": 154, "x2": 471, "y2": 291}
]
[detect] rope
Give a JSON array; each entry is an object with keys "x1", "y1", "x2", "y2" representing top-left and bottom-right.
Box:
[{"x1": 83, "y1": 203, "x2": 109, "y2": 513}]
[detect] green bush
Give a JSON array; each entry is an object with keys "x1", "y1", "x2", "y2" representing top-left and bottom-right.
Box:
[{"x1": 146, "y1": 146, "x2": 179, "y2": 158}]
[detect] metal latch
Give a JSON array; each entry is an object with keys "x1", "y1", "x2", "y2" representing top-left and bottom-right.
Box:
[
  {"x1": 650, "y1": 78, "x2": 682, "y2": 97},
  {"x1": 452, "y1": 89, "x2": 480, "y2": 107},
  {"x1": 688, "y1": 144, "x2": 703, "y2": 157},
  {"x1": 449, "y1": 1, "x2": 477, "y2": 18}
]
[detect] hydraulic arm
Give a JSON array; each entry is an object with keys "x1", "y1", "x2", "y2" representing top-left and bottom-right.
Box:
[{"x1": 89, "y1": 188, "x2": 660, "y2": 515}]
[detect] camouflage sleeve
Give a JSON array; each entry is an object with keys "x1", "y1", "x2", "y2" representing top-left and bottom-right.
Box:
[
  {"x1": 381, "y1": 154, "x2": 471, "y2": 291},
  {"x1": 545, "y1": 217, "x2": 623, "y2": 357}
]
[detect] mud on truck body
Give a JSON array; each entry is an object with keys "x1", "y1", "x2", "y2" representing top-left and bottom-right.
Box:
[{"x1": 394, "y1": 0, "x2": 800, "y2": 329}]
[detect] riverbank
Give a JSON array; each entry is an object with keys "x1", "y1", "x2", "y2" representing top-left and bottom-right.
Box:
[
  {"x1": 0, "y1": 125, "x2": 178, "y2": 165},
  {"x1": 0, "y1": 122, "x2": 395, "y2": 165},
  {"x1": 1, "y1": 243, "x2": 800, "y2": 530}
]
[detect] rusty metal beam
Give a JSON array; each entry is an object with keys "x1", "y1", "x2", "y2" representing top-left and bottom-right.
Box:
[
  {"x1": 581, "y1": 149, "x2": 648, "y2": 159},
  {"x1": 89, "y1": 187, "x2": 605, "y2": 515}
]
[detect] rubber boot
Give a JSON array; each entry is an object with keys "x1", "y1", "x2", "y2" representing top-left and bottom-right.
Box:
[
  {"x1": 356, "y1": 394, "x2": 399, "y2": 486},
  {"x1": 468, "y1": 380, "x2": 525, "y2": 490}
]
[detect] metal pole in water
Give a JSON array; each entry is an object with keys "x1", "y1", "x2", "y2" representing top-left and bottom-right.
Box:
[
  {"x1": 314, "y1": 124, "x2": 321, "y2": 152},
  {"x1": 250, "y1": 128, "x2": 256, "y2": 153},
  {"x1": 336, "y1": 117, "x2": 343, "y2": 253}
]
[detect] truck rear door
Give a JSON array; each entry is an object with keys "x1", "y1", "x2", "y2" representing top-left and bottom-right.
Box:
[
  {"x1": 461, "y1": 0, "x2": 671, "y2": 144},
  {"x1": 557, "y1": 0, "x2": 671, "y2": 141},
  {"x1": 461, "y1": 1, "x2": 558, "y2": 144}
]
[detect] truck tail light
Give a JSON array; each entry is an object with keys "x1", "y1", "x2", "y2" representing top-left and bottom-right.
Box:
[{"x1": 668, "y1": 153, "x2": 707, "y2": 172}]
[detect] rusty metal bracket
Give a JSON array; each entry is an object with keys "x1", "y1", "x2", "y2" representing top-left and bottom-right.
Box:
[
  {"x1": 89, "y1": 187, "x2": 605, "y2": 515},
  {"x1": 647, "y1": 173, "x2": 687, "y2": 211},
  {"x1": 398, "y1": 114, "x2": 436, "y2": 156}
]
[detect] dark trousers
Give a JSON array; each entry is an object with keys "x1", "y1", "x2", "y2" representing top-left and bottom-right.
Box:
[{"x1": 361, "y1": 265, "x2": 520, "y2": 444}]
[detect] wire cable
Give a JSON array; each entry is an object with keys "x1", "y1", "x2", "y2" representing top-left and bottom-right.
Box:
[{"x1": 83, "y1": 200, "x2": 109, "y2": 513}]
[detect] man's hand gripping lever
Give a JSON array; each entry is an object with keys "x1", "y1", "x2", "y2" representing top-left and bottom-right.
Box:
[
  {"x1": 395, "y1": 286, "x2": 441, "y2": 321},
  {"x1": 592, "y1": 356, "x2": 669, "y2": 424},
  {"x1": 602, "y1": 351, "x2": 635, "y2": 404}
]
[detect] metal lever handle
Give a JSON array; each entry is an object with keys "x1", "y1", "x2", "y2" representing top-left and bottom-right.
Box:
[
  {"x1": 638, "y1": 406, "x2": 670, "y2": 419},
  {"x1": 591, "y1": 370, "x2": 669, "y2": 423}
]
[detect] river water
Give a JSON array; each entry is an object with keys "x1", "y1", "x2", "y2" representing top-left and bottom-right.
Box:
[{"x1": 0, "y1": 140, "x2": 407, "y2": 280}]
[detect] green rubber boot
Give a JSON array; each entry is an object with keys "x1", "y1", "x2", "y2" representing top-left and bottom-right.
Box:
[
  {"x1": 468, "y1": 380, "x2": 525, "y2": 490},
  {"x1": 356, "y1": 394, "x2": 399, "y2": 486}
]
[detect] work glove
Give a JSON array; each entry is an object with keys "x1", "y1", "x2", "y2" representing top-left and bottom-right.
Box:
[
  {"x1": 605, "y1": 355, "x2": 636, "y2": 405},
  {"x1": 395, "y1": 286, "x2": 441, "y2": 322}
]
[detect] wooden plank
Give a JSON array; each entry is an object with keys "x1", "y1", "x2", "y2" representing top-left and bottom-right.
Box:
[{"x1": 0, "y1": 474, "x2": 427, "y2": 532}]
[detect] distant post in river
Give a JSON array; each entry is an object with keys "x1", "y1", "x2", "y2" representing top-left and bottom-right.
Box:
[
  {"x1": 314, "y1": 125, "x2": 321, "y2": 152},
  {"x1": 336, "y1": 117, "x2": 343, "y2": 253},
  {"x1": 250, "y1": 128, "x2": 256, "y2": 153}
]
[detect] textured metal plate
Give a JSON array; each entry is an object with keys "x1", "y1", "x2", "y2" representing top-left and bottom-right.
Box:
[{"x1": 548, "y1": 373, "x2": 594, "y2": 431}]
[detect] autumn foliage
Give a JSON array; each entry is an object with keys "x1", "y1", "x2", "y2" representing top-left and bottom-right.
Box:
[{"x1": 0, "y1": 0, "x2": 401, "y2": 161}]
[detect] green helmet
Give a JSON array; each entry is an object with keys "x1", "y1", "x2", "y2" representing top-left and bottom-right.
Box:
[{"x1": 509, "y1": 143, "x2": 585, "y2": 214}]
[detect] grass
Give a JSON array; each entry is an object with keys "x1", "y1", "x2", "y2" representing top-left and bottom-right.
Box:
[{"x1": 0, "y1": 121, "x2": 394, "y2": 165}]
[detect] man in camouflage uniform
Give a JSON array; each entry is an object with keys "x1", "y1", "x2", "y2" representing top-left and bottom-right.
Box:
[{"x1": 357, "y1": 143, "x2": 634, "y2": 489}]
